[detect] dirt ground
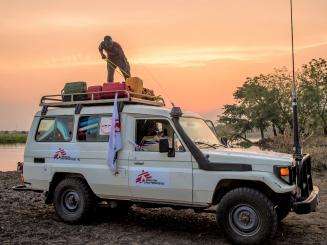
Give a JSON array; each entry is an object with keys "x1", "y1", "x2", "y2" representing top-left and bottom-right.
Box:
[{"x1": 0, "y1": 171, "x2": 326, "y2": 245}]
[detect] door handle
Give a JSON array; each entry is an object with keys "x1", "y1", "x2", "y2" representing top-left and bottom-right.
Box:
[
  {"x1": 134, "y1": 161, "x2": 144, "y2": 165},
  {"x1": 34, "y1": 157, "x2": 45, "y2": 163}
]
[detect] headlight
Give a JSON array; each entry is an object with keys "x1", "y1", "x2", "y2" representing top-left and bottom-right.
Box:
[{"x1": 274, "y1": 165, "x2": 295, "y2": 185}]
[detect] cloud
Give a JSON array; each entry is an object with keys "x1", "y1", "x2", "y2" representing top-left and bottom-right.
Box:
[
  {"x1": 1, "y1": 41, "x2": 326, "y2": 72},
  {"x1": 132, "y1": 42, "x2": 327, "y2": 67}
]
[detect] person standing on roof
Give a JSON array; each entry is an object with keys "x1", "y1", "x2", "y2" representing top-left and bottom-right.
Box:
[{"x1": 99, "y1": 36, "x2": 131, "y2": 83}]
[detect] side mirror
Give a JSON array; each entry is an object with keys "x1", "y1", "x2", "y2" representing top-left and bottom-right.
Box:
[
  {"x1": 220, "y1": 137, "x2": 228, "y2": 147},
  {"x1": 159, "y1": 138, "x2": 169, "y2": 153}
]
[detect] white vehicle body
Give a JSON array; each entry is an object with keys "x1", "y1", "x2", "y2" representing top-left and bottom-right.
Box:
[
  {"x1": 17, "y1": 96, "x2": 319, "y2": 244},
  {"x1": 23, "y1": 104, "x2": 296, "y2": 207}
]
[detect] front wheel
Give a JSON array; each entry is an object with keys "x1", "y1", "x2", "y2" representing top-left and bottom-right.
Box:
[
  {"x1": 217, "y1": 187, "x2": 278, "y2": 244},
  {"x1": 276, "y1": 202, "x2": 291, "y2": 222}
]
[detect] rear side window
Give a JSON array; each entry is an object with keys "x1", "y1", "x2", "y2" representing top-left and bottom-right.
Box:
[
  {"x1": 35, "y1": 116, "x2": 74, "y2": 142},
  {"x1": 77, "y1": 115, "x2": 111, "y2": 142}
]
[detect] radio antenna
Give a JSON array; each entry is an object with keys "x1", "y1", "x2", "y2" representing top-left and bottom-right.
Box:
[
  {"x1": 289, "y1": 0, "x2": 302, "y2": 161},
  {"x1": 142, "y1": 66, "x2": 175, "y2": 107}
]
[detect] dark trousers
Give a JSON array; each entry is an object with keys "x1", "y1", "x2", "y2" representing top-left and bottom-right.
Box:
[{"x1": 107, "y1": 59, "x2": 131, "y2": 83}]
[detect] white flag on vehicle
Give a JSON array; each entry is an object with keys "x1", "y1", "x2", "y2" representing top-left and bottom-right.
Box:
[{"x1": 107, "y1": 93, "x2": 122, "y2": 173}]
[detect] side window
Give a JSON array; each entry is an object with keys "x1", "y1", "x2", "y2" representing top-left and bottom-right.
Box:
[
  {"x1": 77, "y1": 115, "x2": 111, "y2": 142},
  {"x1": 135, "y1": 119, "x2": 185, "y2": 152},
  {"x1": 35, "y1": 116, "x2": 74, "y2": 142}
]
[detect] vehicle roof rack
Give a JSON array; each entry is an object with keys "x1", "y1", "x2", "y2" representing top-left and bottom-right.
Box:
[{"x1": 40, "y1": 90, "x2": 165, "y2": 108}]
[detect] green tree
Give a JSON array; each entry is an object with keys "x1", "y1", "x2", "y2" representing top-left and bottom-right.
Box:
[
  {"x1": 298, "y1": 58, "x2": 327, "y2": 135},
  {"x1": 219, "y1": 58, "x2": 327, "y2": 141},
  {"x1": 235, "y1": 77, "x2": 271, "y2": 140},
  {"x1": 219, "y1": 69, "x2": 293, "y2": 140},
  {"x1": 220, "y1": 76, "x2": 273, "y2": 140},
  {"x1": 219, "y1": 104, "x2": 252, "y2": 140},
  {"x1": 259, "y1": 68, "x2": 293, "y2": 134}
]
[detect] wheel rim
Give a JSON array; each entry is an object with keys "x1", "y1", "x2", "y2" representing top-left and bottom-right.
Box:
[
  {"x1": 62, "y1": 189, "x2": 80, "y2": 212},
  {"x1": 228, "y1": 204, "x2": 261, "y2": 236}
]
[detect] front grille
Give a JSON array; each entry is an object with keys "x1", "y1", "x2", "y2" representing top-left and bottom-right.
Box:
[
  {"x1": 290, "y1": 165, "x2": 297, "y2": 185},
  {"x1": 297, "y1": 154, "x2": 313, "y2": 199}
]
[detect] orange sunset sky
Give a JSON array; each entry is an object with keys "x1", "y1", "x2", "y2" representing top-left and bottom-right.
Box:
[{"x1": 0, "y1": 0, "x2": 326, "y2": 130}]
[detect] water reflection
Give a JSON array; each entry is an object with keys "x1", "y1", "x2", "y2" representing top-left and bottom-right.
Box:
[{"x1": 0, "y1": 144, "x2": 25, "y2": 171}]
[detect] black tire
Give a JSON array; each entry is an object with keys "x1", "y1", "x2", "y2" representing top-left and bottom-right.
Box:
[
  {"x1": 53, "y1": 178, "x2": 95, "y2": 224},
  {"x1": 217, "y1": 187, "x2": 278, "y2": 245},
  {"x1": 276, "y1": 203, "x2": 290, "y2": 222}
]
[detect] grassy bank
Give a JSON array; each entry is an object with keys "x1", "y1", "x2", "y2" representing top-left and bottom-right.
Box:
[{"x1": 0, "y1": 131, "x2": 27, "y2": 144}]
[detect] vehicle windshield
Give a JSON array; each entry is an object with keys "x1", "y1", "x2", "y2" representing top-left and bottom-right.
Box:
[{"x1": 179, "y1": 117, "x2": 220, "y2": 149}]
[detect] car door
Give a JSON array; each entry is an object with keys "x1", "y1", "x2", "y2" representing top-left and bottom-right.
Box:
[
  {"x1": 128, "y1": 118, "x2": 193, "y2": 204},
  {"x1": 24, "y1": 115, "x2": 75, "y2": 189},
  {"x1": 75, "y1": 113, "x2": 130, "y2": 199}
]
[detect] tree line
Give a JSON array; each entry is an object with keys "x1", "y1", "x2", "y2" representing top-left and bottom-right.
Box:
[{"x1": 219, "y1": 58, "x2": 327, "y2": 140}]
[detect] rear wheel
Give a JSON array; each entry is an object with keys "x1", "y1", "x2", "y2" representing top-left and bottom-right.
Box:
[
  {"x1": 54, "y1": 178, "x2": 95, "y2": 223},
  {"x1": 217, "y1": 187, "x2": 278, "y2": 244}
]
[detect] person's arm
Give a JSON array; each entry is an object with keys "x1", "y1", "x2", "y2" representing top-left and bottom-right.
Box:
[{"x1": 98, "y1": 42, "x2": 107, "y2": 59}]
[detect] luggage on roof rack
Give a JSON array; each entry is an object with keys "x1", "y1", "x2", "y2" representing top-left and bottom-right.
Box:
[
  {"x1": 126, "y1": 77, "x2": 143, "y2": 94},
  {"x1": 62, "y1": 81, "x2": 87, "y2": 102},
  {"x1": 40, "y1": 90, "x2": 165, "y2": 108},
  {"x1": 43, "y1": 79, "x2": 165, "y2": 108},
  {"x1": 87, "y1": 85, "x2": 102, "y2": 100},
  {"x1": 102, "y1": 82, "x2": 128, "y2": 99}
]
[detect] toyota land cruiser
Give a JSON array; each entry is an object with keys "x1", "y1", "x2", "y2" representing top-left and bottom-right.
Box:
[{"x1": 15, "y1": 92, "x2": 319, "y2": 244}]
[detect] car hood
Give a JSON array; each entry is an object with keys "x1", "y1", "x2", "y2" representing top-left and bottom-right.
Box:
[{"x1": 201, "y1": 147, "x2": 293, "y2": 172}]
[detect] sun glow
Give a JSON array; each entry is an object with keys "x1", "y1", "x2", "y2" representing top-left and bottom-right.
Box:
[{"x1": 0, "y1": 0, "x2": 326, "y2": 129}]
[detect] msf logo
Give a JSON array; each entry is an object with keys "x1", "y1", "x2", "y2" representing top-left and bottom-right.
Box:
[
  {"x1": 136, "y1": 170, "x2": 152, "y2": 184},
  {"x1": 53, "y1": 148, "x2": 67, "y2": 159},
  {"x1": 53, "y1": 148, "x2": 80, "y2": 161}
]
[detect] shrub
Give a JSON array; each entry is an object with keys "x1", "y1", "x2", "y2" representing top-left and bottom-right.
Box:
[{"x1": 0, "y1": 133, "x2": 27, "y2": 144}]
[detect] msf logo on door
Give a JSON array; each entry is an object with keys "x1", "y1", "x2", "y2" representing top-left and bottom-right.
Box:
[
  {"x1": 53, "y1": 147, "x2": 80, "y2": 162},
  {"x1": 136, "y1": 170, "x2": 152, "y2": 183},
  {"x1": 53, "y1": 148, "x2": 67, "y2": 159},
  {"x1": 134, "y1": 169, "x2": 169, "y2": 187}
]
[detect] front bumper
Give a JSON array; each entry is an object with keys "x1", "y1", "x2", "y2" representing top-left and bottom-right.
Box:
[{"x1": 293, "y1": 186, "x2": 319, "y2": 214}]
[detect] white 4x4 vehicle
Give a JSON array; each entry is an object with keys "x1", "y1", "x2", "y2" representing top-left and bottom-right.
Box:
[{"x1": 16, "y1": 93, "x2": 319, "y2": 244}]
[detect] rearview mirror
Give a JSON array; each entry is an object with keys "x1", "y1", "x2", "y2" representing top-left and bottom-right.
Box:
[{"x1": 220, "y1": 137, "x2": 228, "y2": 147}]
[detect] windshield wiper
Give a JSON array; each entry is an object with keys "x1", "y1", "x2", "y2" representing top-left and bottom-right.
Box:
[
  {"x1": 194, "y1": 141, "x2": 217, "y2": 149},
  {"x1": 213, "y1": 143, "x2": 228, "y2": 148}
]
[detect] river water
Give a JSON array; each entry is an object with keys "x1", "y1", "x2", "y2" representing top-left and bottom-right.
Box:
[{"x1": 0, "y1": 144, "x2": 25, "y2": 171}]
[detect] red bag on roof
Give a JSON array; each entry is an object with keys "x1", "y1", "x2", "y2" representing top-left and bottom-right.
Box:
[
  {"x1": 87, "y1": 85, "x2": 102, "y2": 100},
  {"x1": 101, "y1": 82, "x2": 128, "y2": 99}
]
